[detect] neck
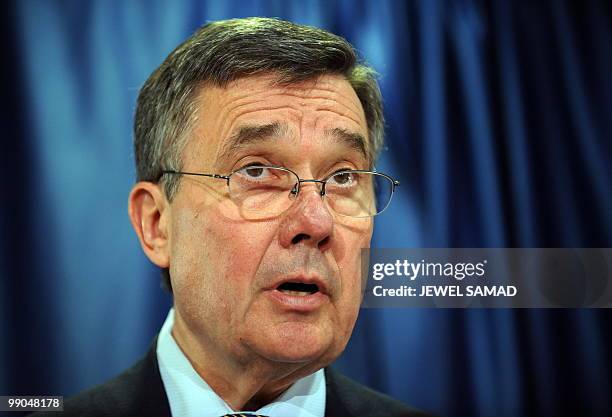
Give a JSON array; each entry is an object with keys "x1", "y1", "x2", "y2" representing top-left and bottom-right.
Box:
[{"x1": 171, "y1": 312, "x2": 321, "y2": 411}]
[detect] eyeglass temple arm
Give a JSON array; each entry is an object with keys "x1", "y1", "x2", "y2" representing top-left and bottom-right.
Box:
[{"x1": 160, "y1": 170, "x2": 230, "y2": 182}]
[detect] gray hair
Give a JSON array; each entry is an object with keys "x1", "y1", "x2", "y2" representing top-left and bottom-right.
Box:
[{"x1": 133, "y1": 17, "x2": 385, "y2": 292}]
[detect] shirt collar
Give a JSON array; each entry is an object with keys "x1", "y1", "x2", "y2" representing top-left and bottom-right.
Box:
[{"x1": 157, "y1": 308, "x2": 326, "y2": 417}]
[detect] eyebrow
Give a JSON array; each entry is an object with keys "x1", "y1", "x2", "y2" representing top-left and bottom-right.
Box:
[
  {"x1": 217, "y1": 122, "x2": 290, "y2": 163},
  {"x1": 324, "y1": 128, "x2": 368, "y2": 160},
  {"x1": 216, "y1": 122, "x2": 369, "y2": 165}
]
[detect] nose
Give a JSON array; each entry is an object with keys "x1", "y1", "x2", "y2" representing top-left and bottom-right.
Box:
[{"x1": 278, "y1": 183, "x2": 333, "y2": 251}]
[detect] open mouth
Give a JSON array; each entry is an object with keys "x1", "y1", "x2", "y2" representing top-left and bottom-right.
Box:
[{"x1": 277, "y1": 281, "x2": 320, "y2": 296}]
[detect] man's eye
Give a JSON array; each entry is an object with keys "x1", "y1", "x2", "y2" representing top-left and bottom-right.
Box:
[
  {"x1": 236, "y1": 165, "x2": 273, "y2": 180},
  {"x1": 330, "y1": 171, "x2": 356, "y2": 186},
  {"x1": 245, "y1": 166, "x2": 265, "y2": 178}
]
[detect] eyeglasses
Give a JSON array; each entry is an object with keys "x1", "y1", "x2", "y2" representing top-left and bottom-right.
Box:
[{"x1": 161, "y1": 165, "x2": 400, "y2": 219}]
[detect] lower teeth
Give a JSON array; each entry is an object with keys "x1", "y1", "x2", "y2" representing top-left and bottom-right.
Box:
[{"x1": 280, "y1": 290, "x2": 311, "y2": 296}]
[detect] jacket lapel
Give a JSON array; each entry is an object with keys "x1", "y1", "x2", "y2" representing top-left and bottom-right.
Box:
[
  {"x1": 132, "y1": 338, "x2": 173, "y2": 417},
  {"x1": 324, "y1": 367, "x2": 353, "y2": 417}
]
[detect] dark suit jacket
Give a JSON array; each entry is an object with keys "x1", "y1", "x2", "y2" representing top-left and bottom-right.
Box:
[{"x1": 31, "y1": 340, "x2": 432, "y2": 417}]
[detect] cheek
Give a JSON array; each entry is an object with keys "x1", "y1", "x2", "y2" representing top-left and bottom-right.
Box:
[
  {"x1": 206, "y1": 218, "x2": 276, "y2": 291},
  {"x1": 334, "y1": 222, "x2": 373, "y2": 324},
  {"x1": 168, "y1": 210, "x2": 218, "y2": 317},
  {"x1": 169, "y1": 208, "x2": 276, "y2": 335},
  {"x1": 170, "y1": 206, "x2": 274, "y2": 298},
  {"x1": 333, "y1": 220, "x2": 373, "y2": 279}
]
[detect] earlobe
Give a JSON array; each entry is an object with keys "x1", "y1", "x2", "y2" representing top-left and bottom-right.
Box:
[{"x1": 128, "y1": 182, "x2": 170, "y2": 268}]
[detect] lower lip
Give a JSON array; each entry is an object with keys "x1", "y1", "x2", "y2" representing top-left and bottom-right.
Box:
[{"x1": 267, "y1": 289, "x2": 329, "y2": 312}]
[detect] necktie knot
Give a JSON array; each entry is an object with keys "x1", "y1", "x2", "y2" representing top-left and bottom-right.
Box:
[{"x1": 220, "y1": 414, "x2": 269, "y2": 417}]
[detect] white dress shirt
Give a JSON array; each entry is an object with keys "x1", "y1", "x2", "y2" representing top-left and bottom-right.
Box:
[{"x1": 156, "y1": 309, "x2": 326, "y2": 417}]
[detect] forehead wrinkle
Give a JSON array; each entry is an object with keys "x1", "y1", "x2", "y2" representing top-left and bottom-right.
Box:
[
  {"x1": 214, "y1": 79, "x2": 365, "y2": 131},
  {"x1": 213, "y1": 91, "x2": 304, "y2": 137},
  {"x1": 299, "y1": 77, "x2": 366, "y2": 116},
  {"x1": 214, "y1": 104, "x2": 366, "y2": 166},
  {"x1": 238, "y1": 76, "x2": 366, "y2": 122},
  {"x1": 276, "y1": 87, "x2": 366, "y2": 124},
  {"x1": 311, "y1": 107, "x2": 364, "y2": 129},
  {"x1": 209, "y1": 73, "x2": 363, "y2": 115}
]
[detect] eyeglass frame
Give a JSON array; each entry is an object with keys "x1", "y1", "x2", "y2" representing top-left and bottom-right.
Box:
[{"x1": 159, "y1": 165, "x2": 400, "y2": 217}]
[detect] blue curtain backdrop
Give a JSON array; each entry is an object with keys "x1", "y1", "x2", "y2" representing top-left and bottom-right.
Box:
[{"x1": 2, "y1": 1, "x2": 611, "y2": 416}]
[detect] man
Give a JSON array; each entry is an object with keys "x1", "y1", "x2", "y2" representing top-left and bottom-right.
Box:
[{"x1": 35, "y1": 17, "x2": 431, "y2": 417}]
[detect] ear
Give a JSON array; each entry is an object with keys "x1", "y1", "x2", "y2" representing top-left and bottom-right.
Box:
[{"x1": 128, "y1": 182, "x2": 170, "y2": 268}]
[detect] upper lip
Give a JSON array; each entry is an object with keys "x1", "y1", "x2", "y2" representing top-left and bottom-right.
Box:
[{"x1": 269, "y1": 274, "x2": 330, "y2": 296}]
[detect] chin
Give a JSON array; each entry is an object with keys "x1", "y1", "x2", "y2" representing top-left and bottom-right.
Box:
[{"x1": 254, "y1": 321, "x2": 339, "y2": 364}]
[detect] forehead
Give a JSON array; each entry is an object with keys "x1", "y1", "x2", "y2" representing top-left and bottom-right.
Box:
[{"x1": 186, "y1": 73, "x2": 369, "y2": 168}]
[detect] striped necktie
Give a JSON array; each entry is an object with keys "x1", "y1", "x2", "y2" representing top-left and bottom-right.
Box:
[{"x1": 220, "y1": 414, "x2": 269, "y2": 417}]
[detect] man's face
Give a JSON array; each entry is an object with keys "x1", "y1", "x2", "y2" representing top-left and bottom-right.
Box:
[{"x1": 167, "y1": 73, "x2": 373, "y2": 369}]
